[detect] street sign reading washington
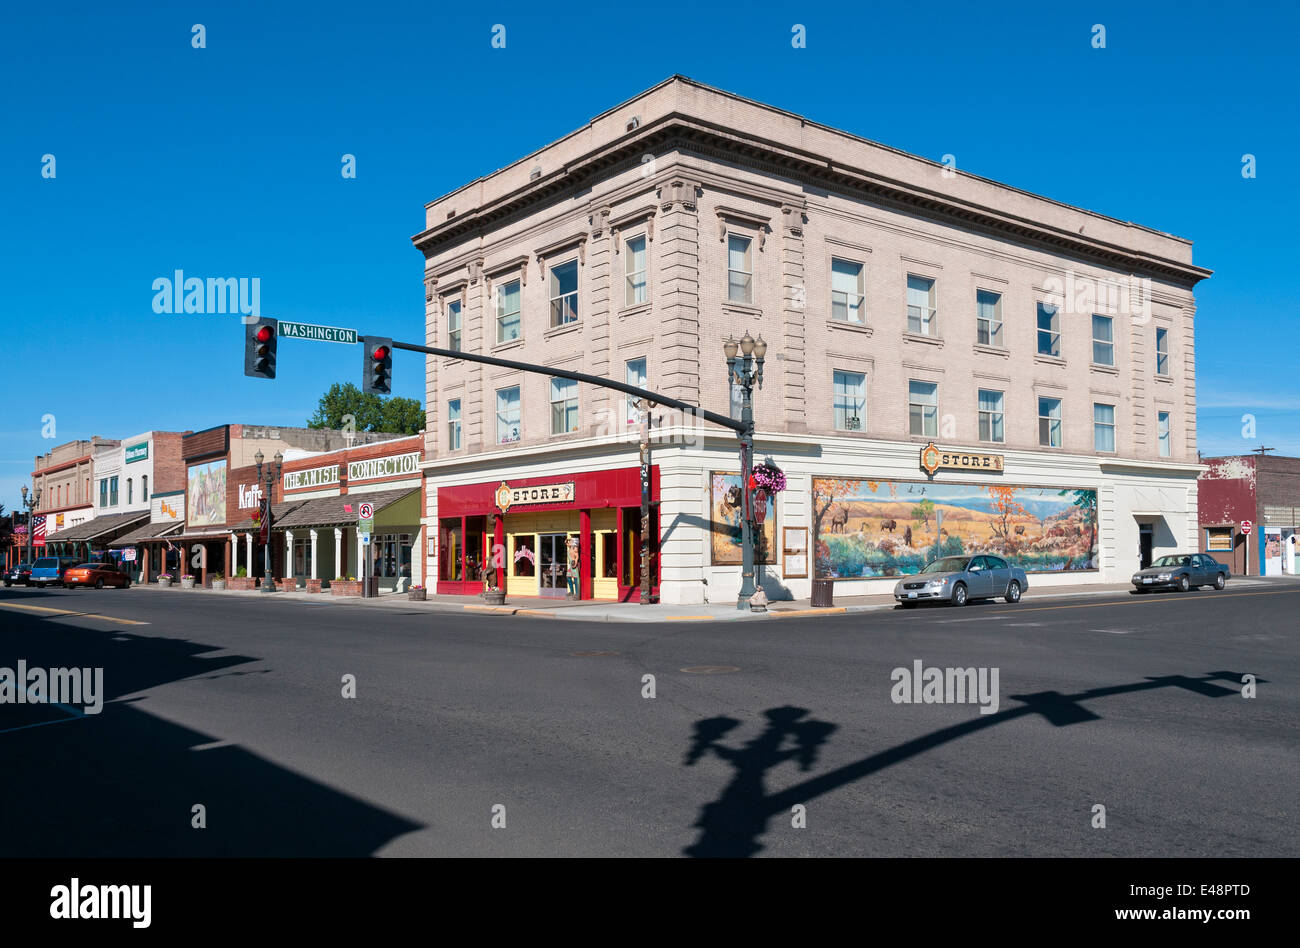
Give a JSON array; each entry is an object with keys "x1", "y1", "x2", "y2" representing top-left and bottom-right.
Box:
[{"x1": 278, "y1": 321, "x2": 358, "y2": 345}]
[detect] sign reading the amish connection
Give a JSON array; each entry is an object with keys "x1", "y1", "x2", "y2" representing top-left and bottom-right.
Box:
[{"x1": 279, "y1": 321, "x2": 358, "y2": 345}]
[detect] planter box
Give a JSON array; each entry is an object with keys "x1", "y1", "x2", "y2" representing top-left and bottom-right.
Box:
[
  {"x1": 227, "y1": 577, "x2": 255, "y2": 590},
  {"x1": 158, "y1": 578, "x2": 172, "y2": 588},
  {"x1": 331, "y1": 581, "x2": 362, "y2": 597},
  {"x1": 306, "y1": 578, "x2": 324, "y2": 594},
  {"x1": 211, "y1": 580, "x2": 226, "y2": 591},
  {"x1": 180, "y1": 577, "x2": 196, "y2": 590},
  {"x1": 481, "y1": 589, "x2": 506, "y2": 606},
  {"x1": 408, "y1": 588, "x2": 427, "y2": 601}
]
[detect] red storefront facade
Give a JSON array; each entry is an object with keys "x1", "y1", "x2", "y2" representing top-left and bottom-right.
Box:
[{"x1": 435, "y1": 466, "x2": 660, "y2": 601}]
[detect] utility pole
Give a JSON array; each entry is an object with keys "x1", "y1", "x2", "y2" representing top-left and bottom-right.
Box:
[
  {"x1": 724, "y1": 333, "x2": 767, "y2": 611},
  {"x1": 636, "y1": 398, "x2": 655, "y2": 605}
]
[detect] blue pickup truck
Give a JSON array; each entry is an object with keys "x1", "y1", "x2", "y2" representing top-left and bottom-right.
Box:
[{"x1": 29, "y1": 556, "x2": 82, "y2": 588}]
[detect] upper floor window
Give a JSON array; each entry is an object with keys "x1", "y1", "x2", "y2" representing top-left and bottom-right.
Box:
[
  {"x1": 1039, "y1": 397, "x2": 1063, "y2": 447},
  {"x1": 1158, "y1": 410, "x2": 1171, "y2": 457},
  {"x1": 831, "y1": 258, "x2": 865, "y2": 324},
  {"x1": 906, "y1": 275, "x2": 935, "y2": 335},
  {"x1": 142, "y1": 475, "x2": 148, "y2": 501},
  {"x1": 625, "y1": 357, "x2": 647, "y2": 426},
  {"x1": 908, "y1": 380, "x2": 938, "y2": 437},
  {"x1": 976, "y1": 290, "x2": 1003, "y2": 347},
  {"x1": 727, "y1": 234, "x2": 753, "y2": 304},
  {"x1": 978, "y1": 389, "x2": 1005, "y2": 443},
  {"x1": 550, "y1": 378, "x2": 579, "y2": 435},
  {"x1": 127, "y1": 478, "x2": 133, "y2": 505},
  {"x1": 496, "y1": 386, "x2": 521, "y2": 444},
  {"x1": 1093, "y1": 402, "x2": 1116, "y2": 452},
  {"x1": 1037, "y1": 302, "x2": 1061, "y2": 357},
  {"x1": 625, "y1": 236, "x2": 647, "y2": 307},
  {"x1": 448, "y1": 399, "x2": 462, "y2": 451},
  {"x1": 496, "y1": 279, "x2": 522, "y2": 344},
  {"x1": 549, "y1": 260, "x2": 579, "y2": 328},
  {"x1": 99, "y1": 479, "x2": 108, "y2": 507},
  {"x1": 1155, "y1": 326, "x2": 1170, "y2": 376},
  {"x1": 109, "y1": 476, "x2": 119, "y2": 506},
  {"x1": 446, "y1": 300, "x2": 462, "y2": 352},
  {"x1": 1092, "y1": 314, "x2": 1114, "y2": 366},
  {"x1": 833, "y1": 370, "x2": 866, "y2": 431}
]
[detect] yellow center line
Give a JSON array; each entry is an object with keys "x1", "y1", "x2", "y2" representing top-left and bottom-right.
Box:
[
  {"x1": 984, "y1": 588, "x2": 1297, "y2": 616},
  {"x1": 0, "y1": 602, "x2": 149, "y2": 626}
]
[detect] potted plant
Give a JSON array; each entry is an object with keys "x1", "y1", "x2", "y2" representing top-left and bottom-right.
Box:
[
  {"x1": 180, "y1": 573, "x2": 196, "y2": 590},
  {"x1": 330, "y1": 575, "x2": 362, "y2": 597},
  {"x1": 408, "y1": 583, "x2": 427, "y2": 601},
  {"x1": 229, "y1": 566, "x2": 254, "y2": 590},
  {"x1": 480, "y1": 564, "x2": 505, "y2": 606},
  {"x1": 158, "y1": 572, "x2": 173, "y2": 588},
  {"x1": 211, "y1": 571, "x2": 226, "y2": 591}
]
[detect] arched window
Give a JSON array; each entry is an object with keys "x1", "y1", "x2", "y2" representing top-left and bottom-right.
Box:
[
  {"x1": 142, "y1": 475, "x2": 149, "y2": 502},
  {"x1": 127, "y1": 479, "x2": 133, "y2": 504}
]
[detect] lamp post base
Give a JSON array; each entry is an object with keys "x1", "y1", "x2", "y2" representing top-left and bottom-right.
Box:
[{"x1": 260, "y1": 581, "x2": 276, "y2": 593}]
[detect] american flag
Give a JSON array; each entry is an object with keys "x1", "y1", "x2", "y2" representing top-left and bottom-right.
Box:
[{"x1": 32, "y1": 515, "x2": 46, "y2": 546}]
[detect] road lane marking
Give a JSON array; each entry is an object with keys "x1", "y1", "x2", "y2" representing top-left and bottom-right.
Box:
[
  {"x1": 0, "y1": 602, "x2": 148, "y2": 625},
  {"x1": 986, "y1": 589, "x2": 1298, "y2": 616}
]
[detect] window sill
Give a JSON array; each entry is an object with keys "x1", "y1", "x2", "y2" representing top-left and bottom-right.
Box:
[
  {"x1": 544, "y1": 322, "x2": 582, "y2": 341},
  {"x1": 827, "y1": 318, "x2": 872, "y2": 336},
  {"x1": 1154, "y1": 373, "x2": 1174, "y2": 384},
  {"x1": 903, "y1": 332, "x2": 943, "y2": 348},
  {"x1": 1034, "y1": 353, "x2": 1066, "y2": 368},
  {"x1": 972, "y1": 343, "x2": 1009, "y2": 358},
  {"x1": 619, "y1": 302, "x2": 652, "y2": 320},
  {"x1": 722, "y1": 302, "x2": 763, "y2": 318},
  {"x1": 491, "y1": 338, "x2": 525, "y2": 354},
  {"x1": 1090, "y1": 362, "x2": 1119, "y2": 375}
]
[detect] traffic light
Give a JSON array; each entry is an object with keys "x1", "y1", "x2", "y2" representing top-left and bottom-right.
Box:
[
  {"x1": 244, "y1": 318, "x2": 278, "y2": 379},
  {"x1": 361, "y1": 335, "x2": 393, "y2": 395}
]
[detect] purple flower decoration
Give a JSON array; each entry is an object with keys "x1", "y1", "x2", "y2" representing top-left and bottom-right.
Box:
[{"x1": 750, "y1": 463, "x2": 787, "y2": 494}]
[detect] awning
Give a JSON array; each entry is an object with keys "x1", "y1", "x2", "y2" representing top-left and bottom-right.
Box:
[
  {"x1": 109, "y1": 520, "x2": 185, "y2": 547},
  {"x1": 273, "y1": 487, "x2": 420, "y2": 529},
  {"x1": 226, "y1": 500, "x2": 308, "y2": 534},
  {"x1": 44, "y1": 511, "x2": 150, "y2": 543}
]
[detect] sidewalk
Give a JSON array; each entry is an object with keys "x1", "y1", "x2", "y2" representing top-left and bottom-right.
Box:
[{"x1": 127, "y1": 574, "x2": 1280, "y2": 622}]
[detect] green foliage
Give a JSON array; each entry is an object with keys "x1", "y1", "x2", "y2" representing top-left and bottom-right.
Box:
[
  {"x1": 236, "y1": 566, "x2": 248, "y2": 577},
  {"x1": 911, "y1": 498, "x2": 935, "y2": 527},
  {"x1": 308, "y1": 382, "x2": 423, "y2": 435}
]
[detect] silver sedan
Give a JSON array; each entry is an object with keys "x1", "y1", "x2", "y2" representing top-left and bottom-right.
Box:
[{"x1": 893, "y1": 554, "x2": 1028, "y2": 607}]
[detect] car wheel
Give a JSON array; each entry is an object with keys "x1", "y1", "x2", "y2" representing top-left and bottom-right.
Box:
[
  {"x1": 951, "y1": 582, "x2": 968, "y2": 607},
  {"x1": 1004, "y1": 580, "x2": 1021, "y2": 604},
  {"x1": 123, "y1": 579, "x2": 131, "y2": 589},
  {"x1": 95, "y1": 579, "x2": 104, "y2": 589},
  {"x1": 1176, "y1": 575, "x2": 1190, "y2": 592},
  {"x1": 1215, "y1": 573, "x2": 1226, "y2": 590}
]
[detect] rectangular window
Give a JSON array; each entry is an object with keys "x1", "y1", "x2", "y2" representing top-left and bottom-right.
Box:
[
  {"x1": 1093, "y1": 402, "x2": 1116, "y2": 452},
  {"x1": 549, "y1": 260, "x2": 579, "y2": 327},
  {"x1": 1092, "y1": 314, "x2": 1114, "y2": 366},
  {"x1": 908, "y1": 380, "x2": 938, "y2": 437},
  {"x1": 446, "y1": 299, "x2": 462, "y2": 352},
  {"x1": 496, "y1": 279, "x2": 521, "y2": 344},
  {"x1": 727, "y1": 234, "x2": 752, "y2": 304},
  {"x1": 127, "y1": 479, "x2": 133, "y2": 505},
  {"x1": 976, "y1": 290, "x2": 1003, "y2": 347},
  {"x1": 109, "y1": 476, "x2": 119, "y2": 506},
  {"x1": 907, "y1": 275, "x2": 936, "y2": 335},
  {"x1": 495, "y1": 386, "x2": 520, "y2": 444},
  {"x1": 142, "y1": 475, "x2": 148, "y2": 502},
  {"x1": 978, "y1": 389, "x2": 1005, "y2": 443},
  {"x1": 100, "y1": 479, "x2": 108, "y2": 508},
  {"x1": 1037, "y1": 302, "x2": 1061, "y2": 356},
  {"x1": 831, "y1": 258, "x2": 865, "y2": 323},
  {"x1": 1039, "y1": 397, "x2": 1063, "y2": 447},
  {"x1": 1156, "y1": 326, "x2": 1170, "y2": 376},
  {"x1": 1158, "y1": 410, "x2": 1171, "y2": 457},
  {"x1": 833, "y1": 370, "x2": 866, "y2": 431},
  {"x1": 448, "y1": 399, "x2": 462, "y2": 451},
  {"x1": 625, "y1": 236, "x2": 647, "y2": 306},
  {"x1": 625, "y1": 357, "x2": 647, "y2": 425},
  {"x1": 550, "y1": 378, "x2": 579, "y2": 435}
]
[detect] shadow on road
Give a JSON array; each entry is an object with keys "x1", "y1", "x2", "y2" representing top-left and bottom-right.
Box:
[{"x1": 682, "y1": 671, "x2": 1257, "y2": 857}]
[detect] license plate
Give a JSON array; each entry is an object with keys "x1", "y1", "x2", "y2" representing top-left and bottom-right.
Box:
[
  {"x1": 907, "y1": 592, "x2": 918, "y2": 598},
  {"x1": 1142, "y1": 578, "x2": 1153, "y2": 583}
]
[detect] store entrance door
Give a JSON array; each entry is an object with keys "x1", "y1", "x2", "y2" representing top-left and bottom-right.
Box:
[
  {"x1": 1138, "y1": 523, "x2": 1154, "y2": 569},
  {"x1": 538, "y1": 533, "x2": 568, "y2": 598}
]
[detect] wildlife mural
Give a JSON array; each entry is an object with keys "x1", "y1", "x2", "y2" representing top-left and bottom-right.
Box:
[
  {"x1": 811, "y1": 476, "x2": 1098, "y2": 579},
  {"x1": 710, "y1": 472, "x2": 777, "y2": 565}
]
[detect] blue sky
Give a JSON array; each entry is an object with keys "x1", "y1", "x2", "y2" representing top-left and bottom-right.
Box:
[{"x1": 3, "y1": 0, "x2": 1297, "y2": 512}]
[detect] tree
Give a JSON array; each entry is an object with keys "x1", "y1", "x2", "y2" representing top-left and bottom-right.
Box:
[
  {"x1": 811, "y1": 477, "x2": 864, "y2": 577},
  {"x1": 983, "y1": 485, "x2": 1029, "y2": 539},
  {"x1": 911, "y1": 498, "x2": 935, "y2": 530},
  {"x1": 307, "y1": 383, "x2": 423, "y2": 435},
  {"x1": 1060, "y1": 489, "x2": 1098, "y2": 560}
]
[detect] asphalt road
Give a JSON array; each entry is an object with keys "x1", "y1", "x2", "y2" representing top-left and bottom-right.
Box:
[{"x1": 1, "y1": 582, "x2": 1295, "y2": 857}]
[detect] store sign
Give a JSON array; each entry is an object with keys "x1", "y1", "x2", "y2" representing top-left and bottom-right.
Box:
[
  {"x1": 283, "y1": 464, "x2": 340, "y2": 492},
  {"x1": 125, "y1": 442, "x2": 149, "y2": 463},
  {"x1": 494, "y1": 480, "x2": 576, "y2": 513},
  {"x1": 920, "y1": 442, "x2": 1004, "y2": 477},
  {"x1": 122, "y1": 548, "x2": 137, "y2": 562},
  {"x1": 238, "y1": 483, "x2": 264, "y2": 509},
  {"x1": 347, "y1": 452, "x2": 420, "y2": 483}
]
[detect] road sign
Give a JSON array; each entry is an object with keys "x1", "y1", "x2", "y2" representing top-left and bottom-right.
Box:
[
  {"x1": 122, "y1": 548, "x2": 137, "y2": 562},
  {"x1": 279, "y1": 321, "x2": 358, "y2": 345},
  {"x1": 361, "y1": 534, "x2": 371, "y2": 545},
  {"x1": 359, "y1": 503, "x2": 374, "y2": 519},
  {"x1": 1241, "y1": 520, "x2": 1252, "y2": 535},
  {"x1": 358, "y1": 501, "x2": 374, "y2": 535}
]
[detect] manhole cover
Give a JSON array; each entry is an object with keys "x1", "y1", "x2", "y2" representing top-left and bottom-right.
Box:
[
  {"x1": 680, "y1": 665, "x2": 740, "y2": 674},
  {"x1": 570, "y1": 650, "x2": 620, "y2": 657}
]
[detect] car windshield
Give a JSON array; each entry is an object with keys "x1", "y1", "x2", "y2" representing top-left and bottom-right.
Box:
[
  {"x1": 921, "y1": 556, "x2": 970, "y2": 574},
  {"x1": 1151, "y1": 555, "x2": 1191, "y2": 568}
]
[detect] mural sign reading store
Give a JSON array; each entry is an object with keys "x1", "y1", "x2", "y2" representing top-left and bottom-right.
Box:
[
  {"x1": 811, "y1": 476, "x2": 1098, "y2": 579},
  {"x1": 348, "y1": 452, "x2": 420, "y2": 483},
  {"x1": 494, "y1": 480, "x2": 576, "y2": 513},
  {"x1": 920, "y1": 442, "x2": 1004, "y2": 477}
]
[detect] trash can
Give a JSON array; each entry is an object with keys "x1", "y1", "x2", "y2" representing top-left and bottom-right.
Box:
[{"x1": 811, "y1": 579, "x2": 835, "y2": 608}]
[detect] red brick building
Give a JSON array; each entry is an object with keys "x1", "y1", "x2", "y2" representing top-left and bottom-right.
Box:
[{"x1": 1198, "y1": 454, "x2": 1300, "y2": 576}]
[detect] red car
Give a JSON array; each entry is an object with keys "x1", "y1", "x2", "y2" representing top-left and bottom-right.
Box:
[{"x1": 63, "y1": 562, "x2": 131, "y2": 589}]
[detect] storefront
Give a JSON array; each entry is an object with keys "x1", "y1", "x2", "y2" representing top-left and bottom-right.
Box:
[
  {"x1": 42, "y1": 511, "x2": 149, "y2": 566},
  {"x1": 434, "y1": 467, "x2": 660, "y2": 601}
]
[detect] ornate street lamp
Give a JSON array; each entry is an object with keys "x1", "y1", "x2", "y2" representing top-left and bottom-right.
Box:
[
  {"x1": 20, "y1": 485, "x2": 41, "y2": 569},
  {"x1": 724, "y1": 333, "x2": 766, "y2": 611},
  {"x1": 253, "y1": 450, "x2": 283, "y2": 592}
]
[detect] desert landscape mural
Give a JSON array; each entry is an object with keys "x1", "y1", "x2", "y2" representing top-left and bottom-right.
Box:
[{"x1": 811, "y1": 477, "x2": 1098, "y2": 579}]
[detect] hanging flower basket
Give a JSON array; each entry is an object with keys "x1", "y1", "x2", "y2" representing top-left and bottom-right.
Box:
[{"x1": 749, "y1": 463, "x2": 787, "y2": 494}]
